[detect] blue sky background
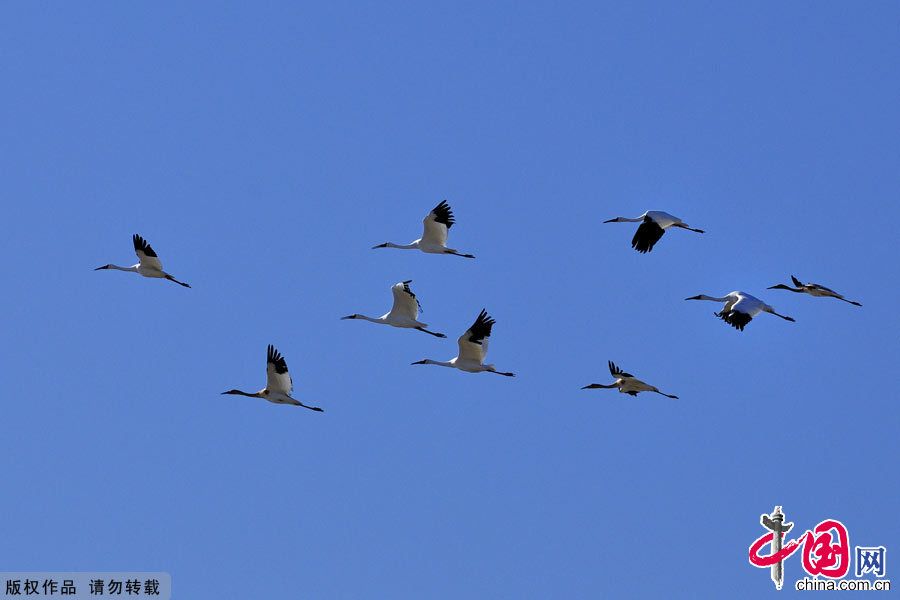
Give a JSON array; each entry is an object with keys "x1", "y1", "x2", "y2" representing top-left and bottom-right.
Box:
[{"x1": 1, "y1": 2, "x2": 898, "y2": 598}]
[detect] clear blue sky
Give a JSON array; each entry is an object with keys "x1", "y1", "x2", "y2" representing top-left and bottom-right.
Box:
[{"x1": 1, "y1": 2, "x2": 898, "y2": 598}]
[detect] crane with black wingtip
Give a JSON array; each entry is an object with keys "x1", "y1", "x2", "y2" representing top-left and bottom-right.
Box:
[
  {"x1": 342, "y1": 280, "x2": 446, "y2": 337},
  {"x1": 582, "y1": 361, "x2": 679, "y2": 398},
  {"x1": 685, "y1": 291, "x2": 795, "y2": 331},
  {"x1": 372, "y1": 200, "x2": 475, "y2": 258},
  {"x1": 412, "y1": 309, "x2": 514, "y2": 376},
  {"x1": 603, "y1": 210, "x2": 704, "y2": 253},
  {"x1": 768, "y1": 275, "x2": 861, "y2": 306},
  {"x1": 221, "y1": 345, "x2": 323, "y2": 412},
  {"x1": 95, "y1": 234, "x2": 190, "y2": 287}
]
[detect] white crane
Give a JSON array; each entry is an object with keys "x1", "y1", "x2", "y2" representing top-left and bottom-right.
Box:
[
  {"x1": 603, "y1": 210, "x2": 704, "y2": 253},
  {"x1": 221, "y1": 345, "x2": 323, "y2": 412},
  {"x1": 95, "y1": 234, "x2": 190, "y2": 288},
  {"x1": 685, "y1": 291, "x2": 795, "y2": 331},
  {"x1": 412, "y1": 309, "x2": 514, "y2": 376},
  {"x1": 768, "y1": 275, "x2": 861, "y2": 306},
  {"x1": 342, "y1": 280, "x2": 446, "y2": 337},
  {"x1": 372, "y1": 200, "x2": 475, "y2": 258},
  {"x1": 582, "y1": 361, "x2": 679, "y2": 398}
]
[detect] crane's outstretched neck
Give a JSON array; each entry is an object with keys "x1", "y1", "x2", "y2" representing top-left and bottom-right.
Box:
[
  {"x1": 685, "y1": 294, "x2": 730, "y2": 302},
  {"x1": 341, "y1": 314, "x2": 384, "y2": 324},
  {"x1": 372, "y1": 242, "x2": 419, "y2": 250},
  {"x1": 95, "y1": 264, "x2": 137, "y2": 272},
  {"x1": 221, "y1": 389, "x2": 262, "y2": 398},
  {"x1": 767, "y1": 284, "x2": 802, "y2": 293},
  {"x1": 603, "y1": 216, "x2": 643, "y2": 223},
  {"x1": 582, "y1": 383, "x2": 616, "y2": 389},
  {"x1": 411, "y1": 359, "x2": 454, "y2": 368}
]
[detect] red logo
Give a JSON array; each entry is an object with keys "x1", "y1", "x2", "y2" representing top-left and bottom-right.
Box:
[
  {"x1": 748, "y1": 506, "x2": 857, "y2": 590},
  {"x1": 750, "y1": 518, "x2": 851, "y2": 578}
]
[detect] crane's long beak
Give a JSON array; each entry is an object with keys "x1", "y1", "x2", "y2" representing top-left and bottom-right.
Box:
[
  {"x1": 411, "y1": 360, "x2": 427, "y2": 365},
  {"x1": 94, "y1": 265, "x2": 110, "y2": 270},
  {"x1": 340, "y1": 315, "x2": 357, "y2": 320},
  {"x1": 685, "y1": 295, "x2": 701, "y2": 300},
  {"x1": 603, "y1": 218, "x2": 618, "y2": 223}
]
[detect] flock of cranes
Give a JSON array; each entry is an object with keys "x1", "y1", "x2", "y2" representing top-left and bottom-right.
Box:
[{"x1": 95, "y1": 201, "x2": 861, "y2": 411}]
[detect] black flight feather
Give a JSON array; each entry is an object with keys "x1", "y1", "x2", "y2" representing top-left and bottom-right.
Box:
[
  {"x1": 133, "y1": 234, "x2": 158, "y2": 257},
  {"x1": 467, "y1": 309, "x2": 495, "y2": 345},
  {"x1": 431, "y1": 200, "x2": 456, "y2": 229},
  {"x1": 717, "y1": 310, "x2": 752, "y2": 331},
  {"x1": 267, "y1": 344, "x2": 290, "y2": 374},
  {"x1": 630, "y1": 217, "x2": 666, "y2": 253},
  {"x1": 608, "y1": 361, "x2": 634, "y2": 378}
]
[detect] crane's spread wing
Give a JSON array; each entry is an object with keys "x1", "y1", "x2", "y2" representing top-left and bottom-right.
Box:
[
  {"x1": 631, "y1": 216, "x2": 666, "y2": 253},
  {"x1": 388, "y1": 280, "x2": 421, "y2": 320},
  {"x1": 133, "y1": 234, "x2": 163, "y2": 270},
  {"x1": 608, "y1": 361, "x2": 634, "y2": 379},
  {"x1": 266, "y1": 344, "x2": 293, "y2": 394},
  {"x1": 809, "y1": 282, "x2": 838, "y2": 294},
  {"x1": 729, "y1": 295, "x2": 753, "y2": 315},
  {"x1": 421, "y1": 200, "x2": 454, "y2": 246},
  {"x1": 457, "y1": 309, "x2": 494, "y2": 363},
  {"x1": 790, "y1": 275, "x2": 804, "y2": 288},
  {"x1": 718, "y1": 296, "x2": 753, "y2": 330},
  {"x1": 718, "y1": 310, "x2": 752, "y2": 330}
]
